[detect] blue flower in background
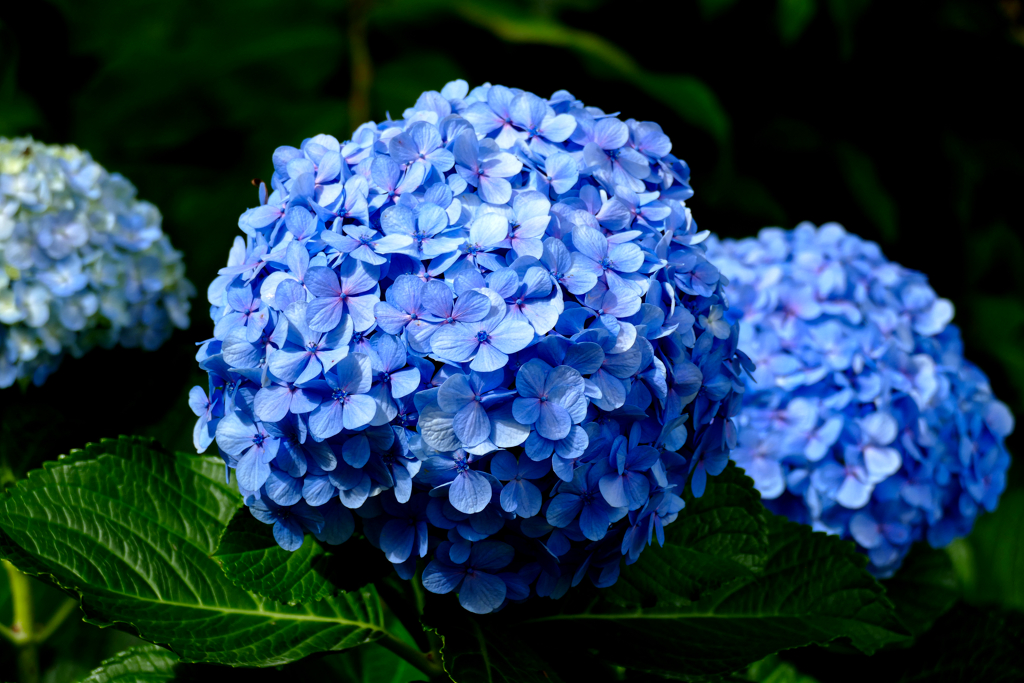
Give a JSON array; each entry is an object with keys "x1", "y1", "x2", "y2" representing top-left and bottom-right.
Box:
[
  {"x1": 195, "y1": 82, "x2": 746, "y2": 612},
  {"x1": 707, "y1": 222, "x2": 1014, "y2": 576},
  {"x1": 0, "y1": 138, "x2": 193, "y2": 387}
]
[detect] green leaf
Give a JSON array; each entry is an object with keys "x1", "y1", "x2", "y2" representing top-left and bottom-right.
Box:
[
  {"x1": 890, "y1": 603, "x2": 1024, "y2": 682},
  {"x1": 426, "y1": 606, "x2": 566, "y2": 683},
  {"x1": 698, "y1": 0, "x2": 740, "y2": 19},
  {"x1": 746, "y1": 654, "x2": 820, "y2": 683},
  {"x1": 609, "y1": 462, "x2": 768, "y2": 606},
  {"x1": 777, "y1": 0, "x2": 817, "y2": 44},
  {"x1": 452, "y1": 0, "x2": 730, "y2": 145},
  {"x1": 634, "y1": 73, "x2": 731, "y2": 148},
  {"x1": 77, "y1": 645, "x2": 179, "y2": 683},
  {"x1": 0, "y1": 436, "x2": 386, "y2": 667},
  {"x1": 213, "y1": 507, "x2": 392, "y2": 606},
  {"x1": 525, "y1": 514, "x2": 908, "y2": 678},
  {"x1": 323, "y1": 642, "x2": 428, "y2": 683},
  {"x1": 958, "y1": 488, "x2": 1024, "y2": 610},
  {"x1": 880, "y1": 544, "x2": 959, "y2": 637}
]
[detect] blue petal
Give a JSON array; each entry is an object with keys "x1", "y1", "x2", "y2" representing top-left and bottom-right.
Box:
[
  {"x1": 449, "y1": 469, "x2": 493, "y2": 515},
  {"x1": 458, "y1": 572, "x2": 507, "y2": 614}
]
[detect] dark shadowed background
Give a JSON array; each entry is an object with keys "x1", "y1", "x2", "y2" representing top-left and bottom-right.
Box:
[{"x1": 2, "y1": 1, "x2": 1023, "y2": 680}]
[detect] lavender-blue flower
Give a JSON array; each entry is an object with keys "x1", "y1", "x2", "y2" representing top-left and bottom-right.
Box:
[
  {"x1": 0, "y1": 137, "x2": 193, "y2": 388},
  {"x1": 707, "y1": 222, "x2": 1013, "y2": 576},
  {"x1": 194, "y1": 82, "x2": 746, "y2": 613}
]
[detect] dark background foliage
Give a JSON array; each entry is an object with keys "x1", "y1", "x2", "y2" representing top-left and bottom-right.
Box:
[{"x1": 1, "y1": 0, "x2": 1022, "y2": 680}]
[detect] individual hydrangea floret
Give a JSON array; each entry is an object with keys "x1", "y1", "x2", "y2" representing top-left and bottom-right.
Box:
[
  {"x1": 708, "y1": 222, "x2": 1013, "y2": 576},
  {"x1": 0, "y1": 138, "x2": 193, "y2": 388},
  {"x1": 194, "y1": 81, "x2": 747, "y2": 613}
]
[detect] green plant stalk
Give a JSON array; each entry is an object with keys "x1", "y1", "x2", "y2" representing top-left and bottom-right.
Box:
[
  {"x1": 411, "y1": 568, "x2": 443, "y2": 658},
  {"x1": 377, "y1": 631, "x2": 446, "y2": 681},
  {"x1": 347, "y1": 0, "x2": 373, "y2": 132},
  {"x1": 3, "y1": 559, "x2": 39, "y2": 683}
]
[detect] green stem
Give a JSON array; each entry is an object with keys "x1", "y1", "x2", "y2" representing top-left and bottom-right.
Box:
[
  {"x1": 347, "y1": 0, "x2": 373, "y2": 131},
  {"x1": 34, "y1": 597, "x2": 78, "y2": 643},
  {"x1": 411, "y1": 569, "x2": 443, "y2": 659},
  {"x1": 3, "y1": 559, "x2": 38, "y2": 683},
  {"x1": 377, "y1": 632, "x2": 446, "y2": 681}
]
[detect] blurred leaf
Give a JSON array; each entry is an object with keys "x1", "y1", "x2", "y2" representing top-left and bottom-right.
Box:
[
  {"x1": 746, "y1": 654, "x2": 820, "y2": 683},
  {"x1": 966, "y1": 296, "x2": 1024, "y2": 413},
  {"x1": 699, "y1": 0, "x2": 741, "y2": 19},
  {"x1": 76, "y1": 645, "x2": 179, "y2": 683},
  {"x1": 372, "y1": 52, "x2": 464, "y2": 120},
  {"x1": 777, "y1": 0, "x2": 818, "y2": 44},
  {"x1": 0, "y1": 436, "x2": 386, "y2": 667},
  {"x1": 881, "y1": 544, "x2": 959, "y2": 637},
  {"x1": 453, "y1": 0, "x2": 731, "y2": 144},
  {"x1": 889, "y1": 603, "x2": 1024, "y2": 682},
  {"x1": 825, "y1": 0, "x2": 871, "y2": 59},
  {"x1": 323, "y1": 642, "x2": 428, "y2": 683},
  {"x1": 835, "y1": 141, "x2": 898, "y2": 242},
  {"x1": 214, "y1": 507, "x2": 393, "y2": 606},
  {"x1": 959, "y1": 489, "x2": 1024, "y2": 610},
  {"x1": 634, "y1": 73, "x2": 731, "y2": 147}
]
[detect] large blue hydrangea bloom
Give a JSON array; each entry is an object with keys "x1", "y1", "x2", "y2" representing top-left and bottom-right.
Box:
[
  {"x1": 0, "y1": 138, "x2": 193, "y2": 387},
  {"x1": 707, "y1": 223, "x2": 1013, "y2": 576},
  {"x1": 194, "y1": 81, "x2": 747, "y2": 613}
]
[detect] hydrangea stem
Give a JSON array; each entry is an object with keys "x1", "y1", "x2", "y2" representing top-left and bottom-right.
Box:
[
  {"x1": 2, "y1": 559, "x2": 39, "y2": 683},
  {"x1": 377, "y1": 632, "x2": 445, "y2": 681},
  {"x1": 347, "y1": 0, "x2": 373, "y2": 132},
  {"x1": 410, "y1": 570, "x2": 443, "y2": 658}
]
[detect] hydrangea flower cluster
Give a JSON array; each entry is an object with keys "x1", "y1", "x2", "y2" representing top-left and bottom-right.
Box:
[
  {"x1": 707, "y1": 223, "x2": 1013, "y2": 576},
  {"x1": 194, "y1": 80, "x2": 748, "y2": 613},
  {"x1": 0, "y1": 138, "x2": 193, "y2": 387}
]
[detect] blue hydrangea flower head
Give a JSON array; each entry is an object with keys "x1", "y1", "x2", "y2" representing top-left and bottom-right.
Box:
[
  {"x1": 0, "y1": 137, "x2": 194, "y2": 387},
  {"x1": 707, "y1": 222, "x2": 1014, "y2": 576},
  {"x1": 195, "y1": 81, "x2": 746, "y2": 612}
]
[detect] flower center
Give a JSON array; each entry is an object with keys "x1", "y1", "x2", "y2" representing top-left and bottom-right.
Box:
[{"x1": 476, "y1": 330, "x2": 490, "y2": 344}]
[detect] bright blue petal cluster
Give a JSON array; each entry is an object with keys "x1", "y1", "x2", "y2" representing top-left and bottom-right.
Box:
[
  {"x1": 194, "y1": 81, "x2": 746, "y2": 613},
  {"x1": 0, "y1": 138, "x2": 194, "y2": 387},
  {"x1": 708, "y1": 222, "x2": 1014, "y2": 576}
]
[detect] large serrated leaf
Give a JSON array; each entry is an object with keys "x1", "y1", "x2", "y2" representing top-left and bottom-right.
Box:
[
  {"x1": 77, "y1": 644, "x2": 179, "y2": 683},
  {"x1": 880, "y1": 544, "x2": 959, "y2": 637},
  {"x1": 524, "y1": 514, "x2": 908, "y2": 678},
  {"x1": 213, "y1": 507, "x2": 392, "y2": 606},
  {"x1": 0, "y1": 436, "x2": 386, "y2": 667},
  {"x1": 609, "y1": 462, "x2": 768, "y2": 607}
]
